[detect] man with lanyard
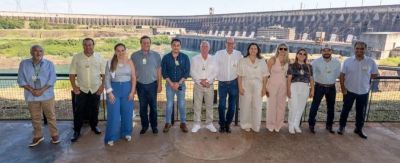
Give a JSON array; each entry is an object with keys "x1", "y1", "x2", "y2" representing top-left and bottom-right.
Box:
[
  {"x1": 161, "y1": 38, "x2": 190, "y2": 133},
  {"x1": 17, "y1": 45, "x2": 59, "y2": 147},
  {"x1": 308, "y1": 44, "x2": 341, "y2": 134},
  {"x1": 337, "y1": 41, "x2": 379, "y2": 139},
  {"x1": 131, "y1": 35, "x2": 162, "y2": 134},
  {"x1": 190, "y1": 41, "x2": 218, "y2": 133},
  {"x1": 69, "y1": 38, "x2": 105, "y2": 142},
  {"x1": 215, "y1": 37, "x2": 243, "y2": 133}
]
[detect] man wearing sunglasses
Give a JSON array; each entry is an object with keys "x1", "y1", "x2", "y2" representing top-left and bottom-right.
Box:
[
  {"x1": 308, "y1": 44, "x2": 341, "y2": 134},
  {"x1": 338, "y1": 41, "x2": 379, "y2": 139}
]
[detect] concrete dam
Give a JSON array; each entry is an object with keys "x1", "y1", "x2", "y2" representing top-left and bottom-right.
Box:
[{"x1": 1, "y1": 4, "x2": 400, "y2": 41}]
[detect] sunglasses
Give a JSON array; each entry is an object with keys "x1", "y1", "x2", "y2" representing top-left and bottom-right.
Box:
[
  {"x1": 298, "y1": 53, "x2": 307, "y2": 56},
  {"x1": 279, "y1": 48, "x2": 288, "y2": 51}
]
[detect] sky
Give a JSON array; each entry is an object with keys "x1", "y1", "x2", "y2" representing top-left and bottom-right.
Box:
[{"x1": 1, "y1": 0, "x2": 400, "y2": 16}]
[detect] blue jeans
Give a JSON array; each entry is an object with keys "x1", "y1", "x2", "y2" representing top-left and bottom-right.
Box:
[
  {"x1": 339, "y1": 91, "x2": 369, "y2": 130},
  {"x1": 308, "y1": 83, "x2": 336, "y2": 127},
  {"x1": 218, "y1": 79, "x2": 239, "y2": 127},
  {"x1": 137, "y1": 81, "x2": 158, "y2": 130},
  {"x1": 165, "y1": 83, "x2": 186, "y2": 124},
  {"x1": 105, "y1": 81, "x2": 134, "y2": 143}
]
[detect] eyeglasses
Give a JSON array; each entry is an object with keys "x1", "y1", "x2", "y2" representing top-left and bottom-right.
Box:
[{"x1": 279, "y1": 48, "x2": 288, "y2": 51}]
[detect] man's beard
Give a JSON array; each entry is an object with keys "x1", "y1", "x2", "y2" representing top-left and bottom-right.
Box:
[{"x1": 323, "y1": 54, "x2": 331, "y2": 59}]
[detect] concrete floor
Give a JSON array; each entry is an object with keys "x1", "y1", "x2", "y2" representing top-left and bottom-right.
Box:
[{"x1": 0, "y1": 121, "x2": 399, "y2": 163}]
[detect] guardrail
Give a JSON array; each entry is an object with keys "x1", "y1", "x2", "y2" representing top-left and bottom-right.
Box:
[{"x1": 0, "y1": 73, "x2": 399, "y2": 124}]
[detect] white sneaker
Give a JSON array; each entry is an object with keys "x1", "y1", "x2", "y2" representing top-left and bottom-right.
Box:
[
  {"x1": 289, "y1": 126, "x2": 295, "y2": 134},
  {"x1": 125, "y1": 135, "x2": 132, "y2": 141},
  {"x1": 107, "y1": 141, "x2": 114, "y2": 146},
  {"x1": 206, "y1": 124, "x2": 217, "y2": 133},
  {"x1": 267, "y1": 128, "x2": 274, "y2": 132},
  {"x1": 191, "y1": 124, "x2": 201, "y2": 133},
  {"x1": 244, "y1": 128, "x2": 251, "y2": 132},
  {"x1": 294, "y1": 126, "x2": 302, "y2": 133}
]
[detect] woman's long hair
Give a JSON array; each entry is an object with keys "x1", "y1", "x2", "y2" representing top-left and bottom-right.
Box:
[
  {"x1": 110, "y1": 43, "x2": 126, "y2": 72},
  {"x1": 273, "y1": 43, "x2": 290, "y2": 65},
  {"x1": 244, "y1": 42, "x2": 262, "y2": 59}
]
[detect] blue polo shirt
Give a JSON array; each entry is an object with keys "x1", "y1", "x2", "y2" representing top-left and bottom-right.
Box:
[{"x1": 161, "y1": 52, "x2": 190, "y2": 82}]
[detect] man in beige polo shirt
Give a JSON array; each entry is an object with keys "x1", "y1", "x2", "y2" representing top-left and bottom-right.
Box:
[{"x1": 69, "y1": 38, "x2": 105, "y2": 142}]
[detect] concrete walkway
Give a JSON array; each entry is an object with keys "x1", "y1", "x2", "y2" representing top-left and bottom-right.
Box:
[{"x1": 1, "y1": 121, "x2": 399, "y2": 163}]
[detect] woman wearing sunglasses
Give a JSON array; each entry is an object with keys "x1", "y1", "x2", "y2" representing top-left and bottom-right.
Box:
[
  {"x1": 287, "y1": 49, "x2": 314, "y2": 134},
  {"x1": 265, "y1": 43, "x2": 290, "y2": 132}
]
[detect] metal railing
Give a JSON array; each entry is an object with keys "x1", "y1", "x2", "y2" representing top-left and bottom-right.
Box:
[{"x1": 0, "y1": 73, "x2": 399, "y2": 124}]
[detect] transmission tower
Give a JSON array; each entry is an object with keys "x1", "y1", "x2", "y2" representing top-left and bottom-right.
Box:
[
  {"x1": 67, "y1": 0, "x2": 73, "y2": 13},
  {"x1": 43, "y1": 0, "x2": 48, "y2": 13},
  {"x1": 15, "y1": 0, "x2": 22, "y2": 12}
]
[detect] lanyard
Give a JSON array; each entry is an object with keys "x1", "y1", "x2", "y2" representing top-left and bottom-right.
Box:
[{"x1": 32, "y1": 60, "x2": 42, "y2": 77}]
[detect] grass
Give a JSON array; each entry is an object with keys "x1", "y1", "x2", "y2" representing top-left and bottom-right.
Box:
[
  {"x1": 0, "y1": 35, "x2": 170, "y2": 60},
  {"x1": 379, "y1": 57, "x2": 400, "y2": 67}
]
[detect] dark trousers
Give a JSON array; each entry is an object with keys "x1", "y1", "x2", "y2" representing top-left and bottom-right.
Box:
[
  {"x1": 73, "y1": 91, "x2": 100, "y2": 133},
  {"x1": 137, "y1": 81, "x2": 158, "y2": 130},
  {"x1": 339, "y1": 91, "x2": 369, "y2": 130},
  {"x1": 308, "y1": 83, "x2": 336, "y2": 127},
  {"x1": 218, "y1": 79, "x2": 238, "y2": 127}
]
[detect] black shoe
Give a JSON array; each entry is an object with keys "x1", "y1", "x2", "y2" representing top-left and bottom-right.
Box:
[
  {"x1": 337, "y1": 127, "x2": 345, "y2": 135},
  {"x1": 71, "y1": 132, "x2": 80, "y2": 142},
  {"x1": 219, "y1": 127, "x2": 225, "y2": 133},
  {"x1": 326, "y1": 126, "x2": 335, "y2": 134},
  {"x1": 309, "y1": 126, "x2": 315, "y2": 134},
  {"x1": 140, "y1": 128, "x2": 148, "y2": 135},
  {"x1": 92, "y1": 127, "x2": 102, "y2": 135},
  {"x1": 225, "y1": 124, "x2": 231, "y2": 133},
  {"x1": 152, "y1": 128, "x2": 158, "y2": 134},
  {"x1": 354, "y1": 129, "x2": 368, "y2": 139}
]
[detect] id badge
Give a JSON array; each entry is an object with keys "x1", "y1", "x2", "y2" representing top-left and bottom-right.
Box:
[
  {"x1": 326, "y1": 69, "x2": 331, "y2": 74},
  {"x1": 32, "y1": 75, "x2": 38, "y2": 82},
  {"x1": 300, "y1": 69, "x2": 304, "y2": 75},
  {"x1": 175, "y1": 60, "x2": 180, "y2": 66},
  {"x1": 143, "y1": 58, "x2": 147, "y2": 65},
  {"x1": 362, "y1": 66, "x2": 369, "y2": 71}
]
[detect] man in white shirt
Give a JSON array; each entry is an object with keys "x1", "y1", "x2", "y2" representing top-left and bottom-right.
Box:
[
  {"x1": 215, "y1": 37, "x2": 243, "y2": 133},
  {"x1": 308, "y1": 44, "x2": 341, "y2": 134},
  {"x1": 338, "y1": 41, "x2": 379, "y2": 139},
  {"x1": 69, "y1": 38, "x2": 105, "y2": 142},
  {"x1": 191, "y1": 41, "x2": 218, "y2": 133}
]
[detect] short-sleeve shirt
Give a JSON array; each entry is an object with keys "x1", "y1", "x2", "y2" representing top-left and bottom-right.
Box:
[
  {"x1": 69, "y1": 52, "x2": 105, "y2": 93},
  {"x1": 237, "y1": 57, "x2": 269, "y2": 81},
  {"x1": 341, "y1": 56, "x2": 379, "y2": 95},
  {"x1": 131, "y1": 50, "x2": 161, "y2": 84},
  {"x1": 287, "y1": 63, "x2": 313, "y2": 83},
  {"x1": 311, "y1": 57, "x2": 341, "y2": 85}
]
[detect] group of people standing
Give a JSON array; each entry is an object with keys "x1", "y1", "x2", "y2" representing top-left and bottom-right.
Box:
[{"x1": 17, "y1": 35, "x2": 378, "y2": 147}]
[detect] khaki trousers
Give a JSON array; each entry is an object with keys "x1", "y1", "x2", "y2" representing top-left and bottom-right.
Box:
[{"x1": 28, "y1": 98, "x2": 58, "y2": 138}]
